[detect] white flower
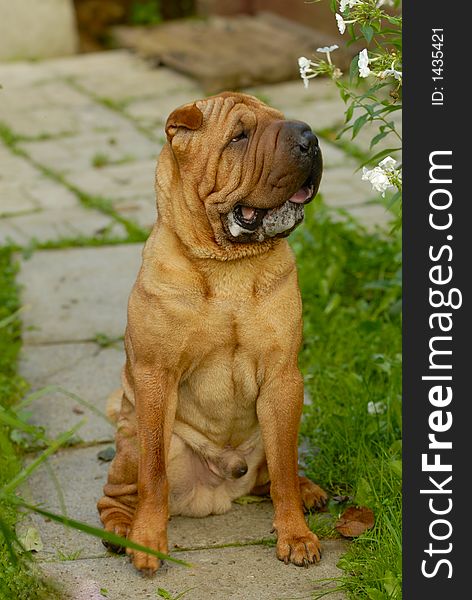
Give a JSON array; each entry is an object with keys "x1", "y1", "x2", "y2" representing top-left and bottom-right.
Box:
[
  {"x1": 367, "y1": 401, "x2": 387, "y2": 415},
  {"x1": 336, "y1": 13, "x2": 346, "y2": 34},
  {"x1": 378, "y1": 67, "x2": 402, "y2": 81},
  {"x1": 316, "y1": 45, "x2": 339, "y2": 54},
  {"x1": 362, "y1": 156, "x2": 402, "y2": 195},
  {"x1": 340, "y1": 0, "x2": 360, "y2": 11},
  {"x1": 316, "y1": 44, "x2": 338, "y2": 65},
  {"x1": 362, "y1": 166, "x2": 393, "y2": 196},
  {"x1": 379, "y1": 156, "x2": 397, "y2": 171},
  {"x1": 377, "y1": 0, "x2": 394, "y2": 7},
  {"x1": 358, "y1": 49, "x2": 371, "y2": 78},
  {"x1": 298, "y1": 56, "x2": 317, "y2": 89}
]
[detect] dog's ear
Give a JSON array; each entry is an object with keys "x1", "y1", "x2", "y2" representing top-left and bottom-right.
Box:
[{"x1": 165, "y1": 103, "x2": 203, "y2": 141}]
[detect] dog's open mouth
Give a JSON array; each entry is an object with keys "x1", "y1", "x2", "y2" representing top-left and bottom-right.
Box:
[{"x1": 226, "y1": 180, "x2": 315, "y2": 242}]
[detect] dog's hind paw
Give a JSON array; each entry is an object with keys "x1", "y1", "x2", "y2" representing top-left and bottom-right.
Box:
[
  {"x1": 299, "y1": 476, "x2": 328, "y2": 511},
  {"x1": 102, "y1": 521, "x2": 131, "y2": 554}
]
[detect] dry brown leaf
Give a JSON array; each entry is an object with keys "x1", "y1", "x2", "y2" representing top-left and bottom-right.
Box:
[{"x1": 335, "y1": 506, "x2": 375, "y2": 538}]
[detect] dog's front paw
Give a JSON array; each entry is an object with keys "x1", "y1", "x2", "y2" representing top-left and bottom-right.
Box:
[
  {"x1": 276, "y1": 530, "x2": 321, "y2": 566},
  {"x1": 127, "y1": 519, "x2": 168, "y2": 576},
  {"x1": 299, "y1": 476, "x2": 328, "y2": 511}
]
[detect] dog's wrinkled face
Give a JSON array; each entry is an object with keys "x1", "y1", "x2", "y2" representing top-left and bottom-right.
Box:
[{"x1": 163, "y1": 92, "x2": 322, "y2": 248}]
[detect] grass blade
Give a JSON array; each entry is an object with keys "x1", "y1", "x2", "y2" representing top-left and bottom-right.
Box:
[
  {"x1": 1, "y1": 421, "x2": 85, "y2": 495},
  {"x1": 18, "y1": 385, "x2": 109, "y2": 422},
  {"x1": 9, "y1": 499, "x2": 191, "y2": 567}
]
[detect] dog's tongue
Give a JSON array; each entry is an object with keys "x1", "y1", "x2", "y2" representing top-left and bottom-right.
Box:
[
  {"x1": 289, "y1": 186, "x2": 313, "y2": 204},
  {"x1": 241, "y1": 206, "x2": 256, "y2": 221}
]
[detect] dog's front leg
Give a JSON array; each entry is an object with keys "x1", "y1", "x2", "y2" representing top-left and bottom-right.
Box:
[
  {"x1": 127, "y1": 366, "x2": 178, "y2": 575},
  {"x1": 257, "y1": 367, "x2": 321, "y2": 566}
]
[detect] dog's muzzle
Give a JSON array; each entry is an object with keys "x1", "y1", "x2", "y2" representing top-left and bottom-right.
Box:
[{"x1": 226, "y1": 126, "x2": 321, "y2": 242}]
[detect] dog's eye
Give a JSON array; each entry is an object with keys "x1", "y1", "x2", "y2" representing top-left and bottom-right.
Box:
[{"x1": 230, "y1": 132, "x2": 248, "y2": 143}]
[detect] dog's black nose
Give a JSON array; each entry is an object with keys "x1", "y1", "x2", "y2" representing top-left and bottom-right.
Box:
[
  {"x1": 299, "y1": 128, "x2": 318, "y2": 154},
  {"x1": 232, "y1": 463, "x2": 248, "y2": 479}
]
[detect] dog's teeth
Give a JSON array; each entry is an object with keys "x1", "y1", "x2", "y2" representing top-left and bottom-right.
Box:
[{"x1": 241, "y1": 206, "x2": 256, "y2": 221}]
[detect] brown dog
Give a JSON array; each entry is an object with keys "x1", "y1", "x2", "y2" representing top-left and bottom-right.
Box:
[{"x1": 97, "y1": 92, "x2": 327, "y2": 574}]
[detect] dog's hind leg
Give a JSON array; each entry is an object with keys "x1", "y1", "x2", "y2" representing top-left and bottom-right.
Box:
[{"x1": 97, "y1": 393, "x2": 138, "y2": 553}]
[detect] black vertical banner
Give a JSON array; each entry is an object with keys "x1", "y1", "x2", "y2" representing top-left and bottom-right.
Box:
[{"x1": 403, "y1": 2, "x2": 469, "y2": 598}]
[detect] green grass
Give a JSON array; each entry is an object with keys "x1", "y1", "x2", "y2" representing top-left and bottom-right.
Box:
[
  {"x1": 0, "y1": 247, "x2": 60, "y2": 599},
  {"x1": 291, "y1": 200, "x2": 402, "y2": 599}
]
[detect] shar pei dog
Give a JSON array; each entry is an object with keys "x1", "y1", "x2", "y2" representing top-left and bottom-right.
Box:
[{"x1": 97, "y1": 92, "x2": 327, "y2": 574}]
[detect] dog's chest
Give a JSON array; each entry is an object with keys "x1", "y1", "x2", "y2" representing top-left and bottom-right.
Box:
[{"x1": 176, "y1": 303, "x2": 263, "y2": 445}]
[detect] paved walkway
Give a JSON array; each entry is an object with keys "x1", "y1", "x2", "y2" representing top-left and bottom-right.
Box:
[{"x1": 0, "y1": 49, "x2": 394, "y2": 599}]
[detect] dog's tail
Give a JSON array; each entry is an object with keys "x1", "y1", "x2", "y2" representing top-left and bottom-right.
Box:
[{"x1": 106, "y1": 388, "x2": 123, "y2": 424}]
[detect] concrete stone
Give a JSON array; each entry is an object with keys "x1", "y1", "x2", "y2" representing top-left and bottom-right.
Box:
[
  {"x1": 0, "y1": 184, "x2": 39, "y2": 216},
  {"x1": 46, "y1": 51, "x2": 143, "y2": 78},
  {"x1": 0, "y1": 145, "x2": 80, "y2": 219},
  {"x1": 66, "y1": 159, "x2": 158, "y2": 229},
  {"x1": 0, "y1": 0, "x2": 78, "y2": 61},
  {"x1": 18, "y1": 244, "x2": 143, "y2": 344},
  {"x1": 74, "y1": 65, "x2": 198, "y2": 104},
  {"x1": 1, "y1": 178, "x2": 77, "y2": 215},
  {"x1": 39, "y1": 543, "x2": 347, "y2": 600},
  {"x1": 20, "y1": 128, "x2": 159, "y2": 175},
  {"x1": 19, "y1": 343, "x2": 121, "y2": 444},
  {"x1": 0, "y1": 61, "x2": 54, "y2": 88},
  {"x1": 0, "y1": 145, "x2": 42, "y2": 182},
  {"x1": 0, "y1": 205, "x2": 120, "y2": 246}
]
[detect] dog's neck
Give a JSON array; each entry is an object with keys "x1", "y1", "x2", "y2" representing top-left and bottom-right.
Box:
[
  {"x1": 143, "y1": 222, "x2": 296, "y2": 301},
  {"x1": 155, "y1": 180, "x2": 280, "y2": 265}
]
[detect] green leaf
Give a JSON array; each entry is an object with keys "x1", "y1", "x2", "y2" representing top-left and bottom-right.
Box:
[
  {"x1": 361, "y1": 25, "x2": 375, "y2": 44},
  {"x1": 370, "y1": 130, "x2": 389, "y2": 149},
  {"x1": 355, "y1": 477, "x2": 373, "y2": 506},
  {"x1": 352, "y1": 114, "x2": 369, "y2": 139},
  {"x1": 390, "y1": 460, "x2": 402, "y2": 479},
  {"x1": 345, "y1": 103, "x2": 355, "y2": 124},
  {"x1": 383, "y1": 570, "x2": 401, "y2": 597},
  {"x1": 324, "y1": 293, "x2": 341, "y2": 315},
  {"x1": 349, "y1": 56, "x2": 359, "y2": 82},
  {"x1": 17, "y1": 526, "x2": 43, "y2": 552}
]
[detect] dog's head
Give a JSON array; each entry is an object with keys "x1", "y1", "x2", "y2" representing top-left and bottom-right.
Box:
[{"x1": 157, "y1": 92, "x2": 322, "y2": 259}]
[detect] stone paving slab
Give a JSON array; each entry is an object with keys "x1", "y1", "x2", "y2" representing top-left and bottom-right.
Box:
[
  {"x1": 18, "y1": 244, "x2": 143, "y2": 344},
  {"x1": 19, "y1": 128, "x2": 160, "y2": 176},
  {"x1": 1, "y1": 206, "x2": 121, "y2": 246},
  {"x1": 40, "y1": 542, "x2": 347, "y2": 600},
  {"x1": 19, "y1": 343, "x2": 121, "y2": 443},
  {"x1": 24, "y1": 445, "x2": 277, "y2": 560},
  {"x1": 66, "y1": 159, "x2": 158, "y2": 230}
]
